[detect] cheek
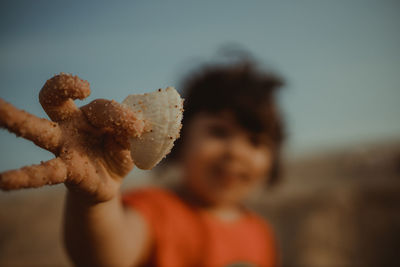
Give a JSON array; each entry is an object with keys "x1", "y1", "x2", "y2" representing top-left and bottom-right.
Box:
[
  {"x1": 183, "y1": 137, "x2": 224, "y2": 177},
  {"x1": 247, "y1": 149, "x2": 272, "y2": 180},
  {"x1": 182, "y1": 138, "x2": 226, "y2": 202},
  {"x1": 186, "y1": 137, "x2": 223, "y2": 162}
]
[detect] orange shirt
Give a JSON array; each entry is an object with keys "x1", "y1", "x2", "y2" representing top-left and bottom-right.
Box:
[{"x1": 122, "y1": 187, "x2": 278, "y2": 267}]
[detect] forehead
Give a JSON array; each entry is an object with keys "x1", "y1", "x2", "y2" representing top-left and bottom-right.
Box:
[
  {"x1": 186, "y1": 111, "x2": 273, "y2": 146},
  {"x1": 187, "y1": 111, "x2": 257, "y2": 138},
  {"x1": 189, "y1": 111, "x2": 238, "y2": 127}
]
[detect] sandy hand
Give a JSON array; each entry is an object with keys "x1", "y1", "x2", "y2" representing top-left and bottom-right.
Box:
[{"x1": 0, "y1": 74, "x2": 145, "y2": 202}]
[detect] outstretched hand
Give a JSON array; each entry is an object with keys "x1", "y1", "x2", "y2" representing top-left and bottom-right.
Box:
[{"x1": 0, "y1": 74, "x2": 145, "y2": 202}]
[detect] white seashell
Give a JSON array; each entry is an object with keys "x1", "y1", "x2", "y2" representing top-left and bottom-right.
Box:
[{"x1": 122, "y1": 87, "x2": 183, "y2": 170}]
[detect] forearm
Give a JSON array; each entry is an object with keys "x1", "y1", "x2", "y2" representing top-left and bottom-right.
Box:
[{"x1": 63, "y1": 191, "x2": 135, "y2": 267}]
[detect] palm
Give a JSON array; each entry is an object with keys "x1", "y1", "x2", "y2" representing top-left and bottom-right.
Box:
[
  {"x1": 56, "y1": 112, "x2": 133, "y2": 202},
  {"x1": 0, "y1": 74, "x2": 144, "y2": 202}
]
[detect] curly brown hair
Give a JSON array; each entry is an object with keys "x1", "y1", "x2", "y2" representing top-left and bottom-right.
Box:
[{"x1": 167, "y1": 59, "x2": 286, "y2": 185}]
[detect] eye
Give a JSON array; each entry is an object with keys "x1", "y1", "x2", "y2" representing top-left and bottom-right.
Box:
[
  {"x1": 208, "y1": 125, "x2": 230, "y2": 139},
  {"x1": 249, "y1": 135, "x2": 262, "y2": 146},
  {"x1": 249, "y1": 134, "x2": 269, "y2": 147}
]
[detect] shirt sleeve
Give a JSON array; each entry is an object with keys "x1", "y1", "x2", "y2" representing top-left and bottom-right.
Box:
[{"x1": 121, "y1": 187, "x2": 204, "y2": 267}]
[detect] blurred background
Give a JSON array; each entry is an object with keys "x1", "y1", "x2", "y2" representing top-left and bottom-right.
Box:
[{"x1": 0, "y1": 0, "x2": 399, "y2": 266}]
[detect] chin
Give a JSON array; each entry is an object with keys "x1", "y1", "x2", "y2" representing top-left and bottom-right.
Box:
[
  {"x1": 186, "y1": 181, "x2": 244, "y2": 207},
  {"x1": 202, "y1": 189, "x2": 244, "y2": 207}
]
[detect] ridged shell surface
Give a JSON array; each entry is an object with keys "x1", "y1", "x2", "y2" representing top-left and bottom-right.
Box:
[{"x1": 122, "y1": 87, "x2": 183, "y2": 169}]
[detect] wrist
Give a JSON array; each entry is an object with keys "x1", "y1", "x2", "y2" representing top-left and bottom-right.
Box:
[{"x1": 66, "y1": 188, "x2": 122, "y2": 208}]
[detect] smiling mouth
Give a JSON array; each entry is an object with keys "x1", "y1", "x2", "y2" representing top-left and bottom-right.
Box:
[{"x1": 211, "y1": 165, "x2": 248, "y2": 187}]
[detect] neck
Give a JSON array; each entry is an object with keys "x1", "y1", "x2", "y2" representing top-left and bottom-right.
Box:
[
  {"x1": 206, "y1": 205, "x2": 243, "y2": 221},
  {"x1": 172, "y1": 184, "x2": 244, "y2": 222}
]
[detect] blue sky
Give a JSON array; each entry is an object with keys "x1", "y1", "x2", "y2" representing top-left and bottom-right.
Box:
[{"x1": 1, "y1": 0, "x2": 399, "y2": 171}]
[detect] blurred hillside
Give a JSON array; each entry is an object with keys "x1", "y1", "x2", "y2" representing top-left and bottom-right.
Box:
[
  {"x1": 252, "y1": 140, "x2": 400, "y2": 266},
  {"x1": 0, "y1": 141, "x2": 399, "y2": 266}
]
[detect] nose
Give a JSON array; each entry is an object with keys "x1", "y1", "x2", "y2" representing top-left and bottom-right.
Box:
[
  {"x1": 224, "y1": 135, "x2": 248, "y2": 161},
  {"x1": 221, "y1": 135, "x2": 251, "y2": 181}
]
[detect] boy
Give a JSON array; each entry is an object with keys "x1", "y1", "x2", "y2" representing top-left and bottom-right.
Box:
[{"x1": 0, "y1": 60, "x2": 285, "y2": 267}]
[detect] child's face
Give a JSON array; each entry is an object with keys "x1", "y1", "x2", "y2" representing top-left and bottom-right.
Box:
[{"x1": 181, "y1": 111, "x2": 272, "y2": 207}]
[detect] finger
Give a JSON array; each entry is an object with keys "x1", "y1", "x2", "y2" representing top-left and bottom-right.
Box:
[
  {"x1": 0, "y1": 99, "x2": 62, "y2": 153},
  {"x1": 103, "y1": 135, "x2": 134, "y2": 177},
  {"x1": 81, "y1": 99, "x2": 145, "y2": 141},
  {"x1": 0, "y1": 158, "x2": 67, "y2": 190},
  {"x1": 39, "y1": 73, "x2": 90, "y2": 121}
]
